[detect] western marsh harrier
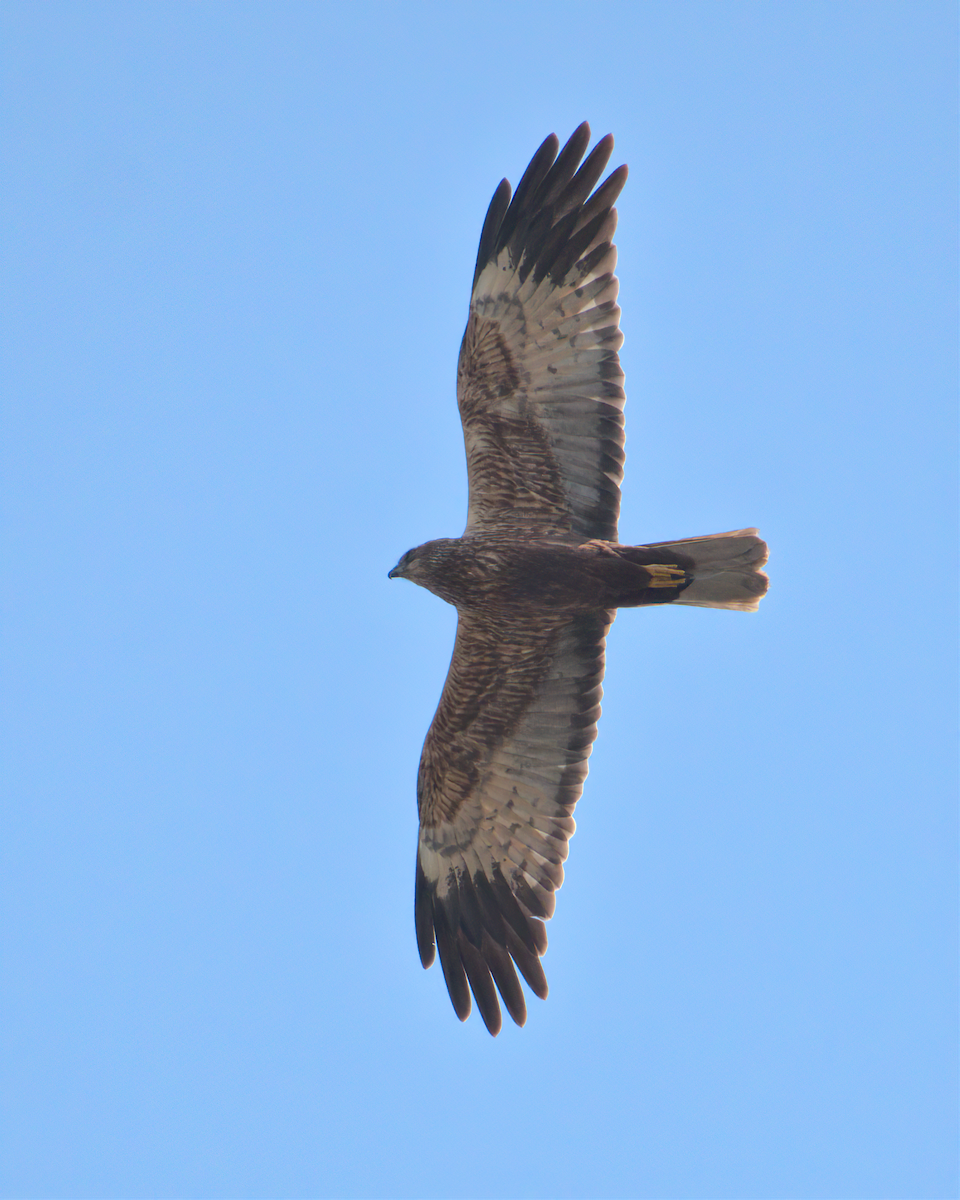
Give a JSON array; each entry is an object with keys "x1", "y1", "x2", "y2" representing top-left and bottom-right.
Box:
[{"x1": 389, "y1": 124, "x2": 768, "y2": 1034}]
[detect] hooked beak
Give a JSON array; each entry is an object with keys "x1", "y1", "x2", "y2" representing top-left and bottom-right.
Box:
[{"x1": 387, "y1": 566, "x2": 400, "y2": 579}]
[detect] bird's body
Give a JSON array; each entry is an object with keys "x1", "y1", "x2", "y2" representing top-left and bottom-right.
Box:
[
  {"x1": 392, "y1": 532, "x2": 764, "y2": 613},
  {"x1": 389, "y1": 124, "x2": 769, "y2": 1035}
]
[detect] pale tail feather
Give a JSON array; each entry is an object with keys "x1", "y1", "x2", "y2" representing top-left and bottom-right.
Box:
[{"x1": 645, "y1": 528, "x2": 769, "y2": 611}]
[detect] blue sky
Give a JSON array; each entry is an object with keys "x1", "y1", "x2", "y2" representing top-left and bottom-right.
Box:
[{"x1": 2, "y1": 3, "x2": 956, "y2": 1198}]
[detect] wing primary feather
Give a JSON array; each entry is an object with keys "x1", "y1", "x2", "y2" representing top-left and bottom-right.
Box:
[
  {"x1": 549, "y1": 210, "x2": 615, "y2": 287},
  {"x1": 514, "y1": 871, "x2": 552, "y2": 919},
  {"x1": 414, "y1": 857, "x2": 436, "y2": 968},
  {"x1": 458, "y1": 937, "x2": 502, "y2": 1035},
  {"x1": 456, "y1": 872, "x2": 486, "y2": 948},
  {"x1": 433, "y1": 898, "x2": 472, "y2": 1021},
  {"x1": 501, "y1": 136, "x2": 561, "y2": 267},
  {"x1": 471, "y1": 868, "x2": 510, "y2": 947},
  {"x1": 472, "y1": 178, "x2": 512, "y2": 288},
  {"x1": 504, "y1": 924, "x2": 549, "y2": 1000},
  {"x1": 516, "y1": 124, "x2": 599, "y2": 283},
  {"x1": 565, "y1": 133, "x2": 615, "y2": 214},
  {"x1": 482, "y1": 935, "x2": 528, "y2": 1027},
  {"x1": 530, "y1": 133, "x2": 615, "y2": 273},
  {"x1": 496, "y1": 133, "x2": 560, "y2": 265},
  {"x1": 572, "y1": 236, "x2": 620, "y2": 289},
  {"x1": 490, "y1": 862, "x2": 541, "y2": 955},
  {"x1": 525, "y1": 915, "x2": 549, "y2": 957},
  {"x1": 573, "y1": 163, "x2": 628, "y2": 235},
  {"x1": 537, "y1": 121, "x2": 592, "y2": 210},
  {"x1": 527, "y1": 207, "x2": 582, "y2": 286}
]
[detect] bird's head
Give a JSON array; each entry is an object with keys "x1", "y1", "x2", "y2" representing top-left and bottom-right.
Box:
[
  {"x1": 387, "y1": 546, "x2": 419, "y2": 582},
  {"x1": 387, "y1": 539, "x2": 461, "y2": 601}
]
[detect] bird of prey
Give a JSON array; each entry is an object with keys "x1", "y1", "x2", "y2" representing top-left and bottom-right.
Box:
[{"x1": 389, "y1": 124, "x2": 768, "y2": 1035}]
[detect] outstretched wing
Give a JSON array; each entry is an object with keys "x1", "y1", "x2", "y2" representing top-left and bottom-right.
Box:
[
  {"x1": 457, "y1": 123, "x2": 628, "y2": 542},
  {"x1": 415, "y1": 608, "x2": 613, "y2": 1034}
]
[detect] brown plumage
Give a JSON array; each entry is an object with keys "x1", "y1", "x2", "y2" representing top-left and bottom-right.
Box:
[{"x1": 388, "y1": 124, "x2": 769, "y2": 1035}]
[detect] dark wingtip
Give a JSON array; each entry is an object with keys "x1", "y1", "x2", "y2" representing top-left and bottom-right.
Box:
[
  {"x1": 472, "y1": 126, "x2": 628, "y2": 296},
  {"x1": 417, "y1": 854, "x2": 553, "y2": 1032},
  {"x1": 472, "y1": 177, "x2": 513, "y2": 287},
  {"x1": 537, "y1": 130, "x2": 562, "y2": 159},
  {"x1": 414, "y1": 858, "x2": 436, "y2": 968},
  {"x1": 459, "y1": 937, "x2": 503, "y2": 1036},
  {"x1": 608, "y1": 160, "x2": 628, "y2": 190}
]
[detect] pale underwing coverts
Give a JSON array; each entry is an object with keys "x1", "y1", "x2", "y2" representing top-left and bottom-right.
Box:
[{"x1": 388, "y1": 124, "x2": 769, "y2": 1035}]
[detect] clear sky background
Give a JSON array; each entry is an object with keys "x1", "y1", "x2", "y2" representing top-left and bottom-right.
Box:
[{"x1": 2, "y1": 4, "x2": 956, "y2": 1198}]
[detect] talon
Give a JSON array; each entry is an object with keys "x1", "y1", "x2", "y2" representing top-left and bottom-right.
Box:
[{"x1": 647, "y1": 563, "x2": 686, "y2": 588}]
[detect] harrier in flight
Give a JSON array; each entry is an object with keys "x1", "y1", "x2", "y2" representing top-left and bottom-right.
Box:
[{"x1": 389, "y1": 124, "x2": 768, "y2": 1034}]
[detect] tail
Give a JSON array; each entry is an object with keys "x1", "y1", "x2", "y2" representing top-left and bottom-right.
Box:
[{"x1": 618, "y1": 528, "x2": 769, "y2": 611}]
